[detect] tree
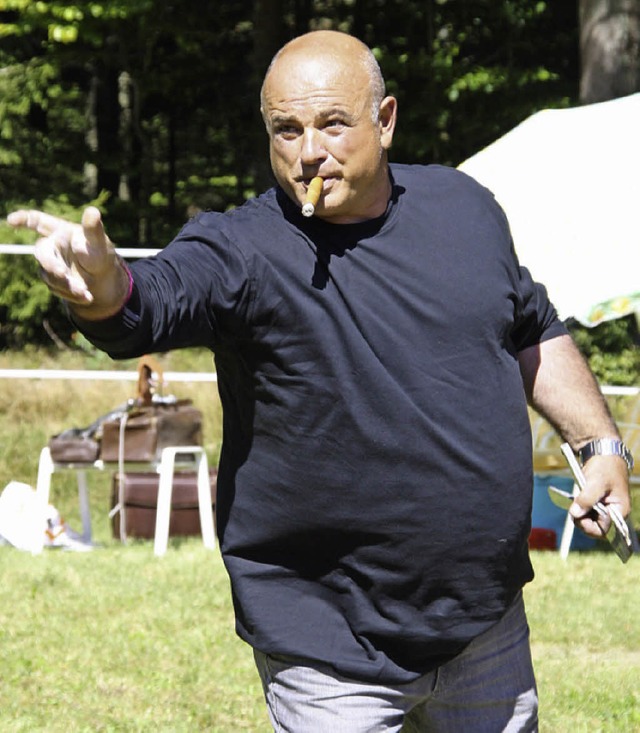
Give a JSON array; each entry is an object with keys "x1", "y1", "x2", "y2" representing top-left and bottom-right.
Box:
[
  {"x1": 361, "y1": 0, "x2": 578, "y2": 167},
  {"x1": 580, "y1": 0, "x2": 640, "y2": 102},
  {"x1": 1, "y1": 0, "x2": 579, "y2": 234},
  {"x1": 3, "y1": 0, "x2": 636, "y2": 384}
]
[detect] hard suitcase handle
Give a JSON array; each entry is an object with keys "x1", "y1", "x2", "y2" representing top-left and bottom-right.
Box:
[{"x1": 137, "y1": 355, "x2": 164, "y2": 406}]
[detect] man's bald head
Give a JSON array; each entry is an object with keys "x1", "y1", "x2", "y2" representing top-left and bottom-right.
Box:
[
  {"x1": 260, "y1": 31, "x2": 386, "y2": 125},
  {"x1": 258, "y1": 30, "x2": 397, "y2": 223}
]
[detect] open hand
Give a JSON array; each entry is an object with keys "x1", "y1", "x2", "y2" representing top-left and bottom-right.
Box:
[{"x1": 7, "y1": 206, "x2": 129, "y2": 317}]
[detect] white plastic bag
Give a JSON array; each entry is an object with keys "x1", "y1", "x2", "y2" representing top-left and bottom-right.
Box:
[
  {"x1": 0, "y1": 481, "x2": 45, "y2": 553},
  {"x1": 0, "y1": 481, "x2": 92, "y2": 553}
]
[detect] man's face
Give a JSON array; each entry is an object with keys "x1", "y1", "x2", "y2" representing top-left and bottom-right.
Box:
[{"x1": 262, "y1": 53, "x2": 396, "y2": 224}]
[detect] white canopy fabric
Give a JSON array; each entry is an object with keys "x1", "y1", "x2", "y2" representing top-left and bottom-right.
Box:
[{"x1": 458, "y1": 93, "x2": 640, "y2": 327}]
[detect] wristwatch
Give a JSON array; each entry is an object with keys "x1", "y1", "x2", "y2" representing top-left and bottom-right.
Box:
[{"x1": 578, "y1": 438, "x2": 634, "y2": 473}]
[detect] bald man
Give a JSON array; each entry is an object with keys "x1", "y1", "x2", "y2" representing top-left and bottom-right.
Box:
[{"x1": 9, "y1": 31, "x2": 631, "y2": 733}]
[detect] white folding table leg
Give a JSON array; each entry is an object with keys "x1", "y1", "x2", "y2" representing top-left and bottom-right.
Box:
[
  {"x1": 76, "y1": 471, "x2": 92, "y2": 543},
  {"x1": 154, "y1": 446, "x2": 216, "y2": 557},
  {"x1": 154, "y1": 448, "x2": 178, "y2": 557},
  {"x1": 195, "y1": 450, "x2": 216, "y2": 551},
  {"x1": 32, "y1": 447, "x2": 55, "y2": 554}
]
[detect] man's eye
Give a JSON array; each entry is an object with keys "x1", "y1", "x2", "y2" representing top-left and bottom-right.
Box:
[
  {"x1": 274, "y1": 124, "x2": 299, "y2": 138},
  {"x1": 325, "y1": 119, "x2": 345, "y2": 130}
]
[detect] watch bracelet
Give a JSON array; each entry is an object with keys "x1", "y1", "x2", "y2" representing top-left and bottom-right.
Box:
[{"x1": 578, "y1": 438, "x2": 634, "y2": 473}]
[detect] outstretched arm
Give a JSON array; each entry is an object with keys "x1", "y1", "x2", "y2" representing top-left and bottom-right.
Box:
[
  {"x1": 518, "y1": 333, "x2": 631, "y2": 538},
  {"x1": 7, "y1": 206, "x2": 131, "y2": 320}
]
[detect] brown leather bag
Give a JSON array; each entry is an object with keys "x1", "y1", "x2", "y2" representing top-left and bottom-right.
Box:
[
  {"x1": 110, "y1": 469, "x2": 217, "y2": 539},
  {"x1": 48, "y1": 431, "x2": 100, "y2": 463},
  {"x1": 48, "y1": 402, "x2": 131, "y2": 463},
  {"x1": 99, "y1": 356, "x2": 203, "y2": 463}
]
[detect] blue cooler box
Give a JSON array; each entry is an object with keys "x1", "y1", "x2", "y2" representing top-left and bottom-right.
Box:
[{"x1": 531, "y1": 474, "x2": 597, "y2": 551}]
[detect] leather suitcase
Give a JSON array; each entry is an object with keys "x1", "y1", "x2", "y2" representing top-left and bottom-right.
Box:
[
  {"x1": 111, "y1": 470, "x2": 217, "y2": 539},
  {"x1": 100, "y1": 403, "x2": 203, "y2": 463}
]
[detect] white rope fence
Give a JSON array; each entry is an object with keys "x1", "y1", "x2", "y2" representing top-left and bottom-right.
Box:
[
  {"x1": 0, "y1": 244, "x2": 161, "y2": 257},
  {"x1": 0, "y1": 244, "x2": 636, "y2": 394},
  {"x1": 0, "y1": 369, "x2": 216, "y2": 382}
]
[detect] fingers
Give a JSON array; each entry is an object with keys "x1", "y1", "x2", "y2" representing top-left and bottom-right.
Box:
[
  {"x1": 8, "y1": 205, "x2": 113, "y2": 304},
  {"x1": 77, "y1": 206, "x2": 112, "y2": 262},
  {"x1": 81, "y1": 205, "x2": 102, "y2": 232},
  {"x1": 579, "y1": 455, "x2": 631, "y2": 514},
  {"x1": 570, "y1": 502, "x2": 611, "y2": 539},
  {"x1": 34, "y1": 232, "x2": 94, "y2": 304},
  {"x1": 7, "y1": 209, "x2": 73, "y2": 238},
  {"x1": 7, "y1": 207, "x2": 108, "y2": 255},
  {"x1": 32, "y1": 224, "x2": 93, "y2": 303},
  {"x1": 569, "y1": 454, "x2": 631, "y2": 538},
  {"x1": 8, "y1": 205, "x2": 125, "y2": 314}
]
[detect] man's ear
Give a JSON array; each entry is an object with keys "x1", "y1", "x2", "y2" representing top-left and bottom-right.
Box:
[{"x1": 379, "y1": 96, "x2": 398, "y2": 150}]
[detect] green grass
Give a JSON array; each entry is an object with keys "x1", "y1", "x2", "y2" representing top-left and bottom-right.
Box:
[
  {"x1": 0, "y1": 347, "x2": 639, "y2": 731},
  {"x1": 1, "y1": 546, "x2": 638, "y2": 732},
  {"x1": 0, "y1": 543, "x2": 267, "y2": 732},
  {"x1": 526, "y1": 553, "x2": 640, "y2": 732}
]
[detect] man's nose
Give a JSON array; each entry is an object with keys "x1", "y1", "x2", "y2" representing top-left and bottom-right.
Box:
[{"x1": 300, "y1": 127, "x2": 326, "y2": 165}]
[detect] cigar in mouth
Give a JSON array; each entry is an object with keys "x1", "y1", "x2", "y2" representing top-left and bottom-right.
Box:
[{"x1": 301, "y1": 177, "x2": 324, "y2": 217}]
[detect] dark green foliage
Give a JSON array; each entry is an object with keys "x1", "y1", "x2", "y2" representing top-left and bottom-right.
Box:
[
  {"x1": 361, "y1": 0, "x2": 579, "y2": 166},
  {"x1": 0, "y1": 1, "x2": 637, "y2": 383},
  {"x1": 0, "y1": 256, "x2": 70, "y2": 347},
  {"x1": 568, "y1": 317, "x2": 640, "y2": 386},
  {"x1": 1, "y1": 0, "x2": 579, "y2": 236}
]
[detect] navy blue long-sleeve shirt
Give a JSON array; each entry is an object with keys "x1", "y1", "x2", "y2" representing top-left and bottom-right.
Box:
[{"x1": 77, "y1": 164, "x2": 566, "y2": 682}]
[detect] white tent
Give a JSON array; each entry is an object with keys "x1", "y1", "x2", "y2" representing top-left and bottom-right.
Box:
[{"x1": 458, "y1": 93, "x2": 640, "y2": 326}]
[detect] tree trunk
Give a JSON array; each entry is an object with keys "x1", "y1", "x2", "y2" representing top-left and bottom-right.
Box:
[
  {"x1": 84, "y1": 73, "x2": 98, "y2": 199},
  {"x1": 96, "y1": 65, "x2": 121, "y2": 197},
  {"x1": 580, "y1": 0, "x2": 640, "y2": 103},
  {"x1": 250, "y1": 0, "x2": 287, "y2": 192}
]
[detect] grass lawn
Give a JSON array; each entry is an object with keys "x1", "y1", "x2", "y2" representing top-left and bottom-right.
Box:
[
  {"x1": 1, "y1": 542, "x2": 638, "y2": 732},
  {"x1": 0, "y1": 347, "x2": 638, "y2": 731},
  {"x1": 0, "y1": 541, "x2": 267, "y2": 732},
  {"x1": 526, "y1": 552, "x2": 640, "y2": 732}
]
